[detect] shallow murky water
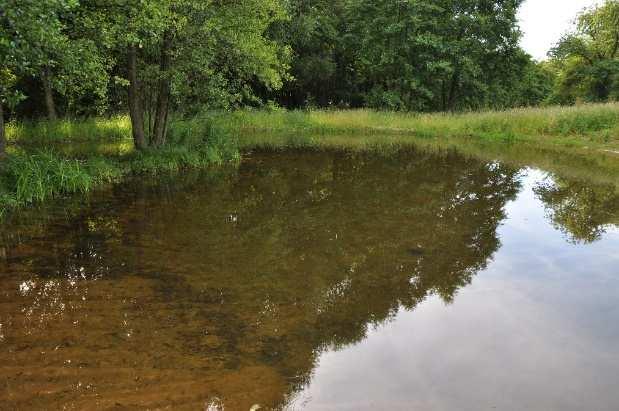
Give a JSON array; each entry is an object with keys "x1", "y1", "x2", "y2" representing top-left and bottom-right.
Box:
[{"x1": 1, "y1": 149, "x2": 618, "y2": 410}]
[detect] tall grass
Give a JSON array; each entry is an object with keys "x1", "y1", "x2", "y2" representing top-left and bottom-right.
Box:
[
  {"x1": 6, "y1": 116, "x2": 132, "y2": 143},
  {"x1": 2, "y1": 152, "x2": 95, "y2": 203},
  {"x1": 8, "y1": 103, "x2": 618, "y2": 149},
  {"x1": 203, "y1": 103, "x2": 619, "y2": 150},
  {"x1": 170, "y1": 103, "x2": 619, "y2": 188}
]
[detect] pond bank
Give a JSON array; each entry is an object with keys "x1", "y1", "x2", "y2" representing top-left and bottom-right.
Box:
[
  {"x1": 2, "y1": 103, "x2": 619, "y2": 217},
  {"x1": 221, "y1": 103, "x2": 619, "y2": 152},
  {"x1": 0, "y1": 135, "x2": 239, "y2": 217}
]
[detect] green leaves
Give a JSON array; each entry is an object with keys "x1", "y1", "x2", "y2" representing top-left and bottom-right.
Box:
[
  {"x1": 549, "y1": 1, "x2": 619, "y2": 104},
  {"x1": 344, "y1": 0, "x2": 524, "y2": 111},
  {"x1": 168, "y1": 0, "x2": 290, "y2": 111}
]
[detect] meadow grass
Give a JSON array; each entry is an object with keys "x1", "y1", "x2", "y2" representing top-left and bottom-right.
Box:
[
  {"x1": 203, "y1": 103, "x2": 619, "y2": 151},
  {"x1": 6, "y1": 116, "x2": 132, "y2": 143},
  {"x1": 9, "y1": 103, "x2": 619, "y2": 150},
  {"x1": 200, "y1": 103, "x2": 619, "y2": 187}
]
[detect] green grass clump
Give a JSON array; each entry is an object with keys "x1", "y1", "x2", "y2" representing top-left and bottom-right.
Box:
[
  {"x1": 3, "y1": 152, "x2": 94, "y2": 204},
  {"x1": 1, "y1": 118, "x2": 240, "y2": 218},
  {"x1": 0, "y1": 151, "x2": 106, "y2": 217},
  {"x1": 127, "y1": 144, "x2": 227, "y2": 174}
]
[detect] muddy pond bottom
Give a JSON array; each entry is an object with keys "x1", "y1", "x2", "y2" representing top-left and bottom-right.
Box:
[{"x1": 1, "y1": 149, "x2": 619, "y2": 410}]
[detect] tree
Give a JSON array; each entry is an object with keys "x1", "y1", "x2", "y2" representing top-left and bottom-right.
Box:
[
  {"x1": 169, "y1": 1, "x2": 290, "y2": 114},
  {"x1": 0, "y1": 0, "x2": 110, "y2": 160},
  {"x1": 264, "y1": 0, "x2": 533, "y2": 111},
  {"x1": 1, "y1": 0, "x2": 62, "y2": 157},
  {"x1": 487, "y1": 51, "x2": 554, "y2": 108},
  {"x1": 269, "y1": 0, "x2": 352, "y2": 107},
  {"x1": 334, "y1": 0, "x2": 525, "y2": 111},
  {"x1": 344, "y1": 0, "x2": 443, "y2": 110},
  {"x1": 2, "y1": 0, "x2": 289, "y2": 151},
  {"x1": 549, "y1": 1, "x2": 619, "y2": 103},
  {"x1": 88, "y1": 0, "x2": 289, "y2": 150},
  {"x1": 46, "y1": 6, "x2": 111, "y2": 118},
  {"x1": 0, "y1": 69, "x2": 15, "y2": 159}
]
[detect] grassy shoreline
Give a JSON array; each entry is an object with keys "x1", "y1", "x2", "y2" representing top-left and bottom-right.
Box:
[
  {"x1": 2, "y1": 103, "x2": 619, "y2": 217},
  {"x1": 223, "y1": 103, "x2": 619, "y2": 151},
  {"x1": 182, "y1": 103, "x2": 619, "y2": 187},
  {"x1": 0, "y1": 125, "x2": 239, "y2": 217}
]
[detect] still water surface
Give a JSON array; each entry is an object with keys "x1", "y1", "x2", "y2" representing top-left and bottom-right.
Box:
[{"x1": 1, "y1": 149, "x2": 618, "y2": 410}]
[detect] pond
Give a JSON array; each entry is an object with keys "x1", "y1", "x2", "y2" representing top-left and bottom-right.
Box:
[{"x1": 1, "y1": 148, "x2": 618, "y2": 410}]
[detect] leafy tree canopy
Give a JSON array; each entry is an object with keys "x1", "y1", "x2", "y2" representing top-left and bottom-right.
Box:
[{"x1": 549, "y1": 0, "x2": 619, "y2": 103}]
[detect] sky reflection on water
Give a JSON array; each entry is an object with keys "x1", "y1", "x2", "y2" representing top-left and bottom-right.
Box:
[{"x1": 289, "y1": 170, "x2": 619, "y2": 411}]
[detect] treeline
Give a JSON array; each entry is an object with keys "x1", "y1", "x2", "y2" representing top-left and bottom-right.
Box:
[
  {"x1": 546, "y1": 0, "x2": 619, "y2": 104},
  {"x1": 275, "y1": 0, "x2": 619, "y2": 109},
  {"x1": 1, "y1": 0, "x2": 290, "y2": 153},
  {"x1": 1, "y1": 0, "x2": 619, "y2": 154},
  {"x1": 272, "y1": 0, "x2": 547, "y2": 111}
]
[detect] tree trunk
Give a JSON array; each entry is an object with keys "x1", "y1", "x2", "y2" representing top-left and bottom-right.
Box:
[
  {"x1": 42, "y1": 67, "x2": 58, "y2": 121},
  {"x1": 447, "y1": 68, "x2": 460, "y2": 111},
  {"x1": 152, "y1": 31, "x2": 173, "y2": 147},
  {"x1": 127, "y1": 45, "x2": 147, "y2": 150},
  {"x1": 0, "y1": 102, "x2": 6, "y2": 160},
  {"x1": 441, "y1": 80, "x2": 448, "y2": 112}
]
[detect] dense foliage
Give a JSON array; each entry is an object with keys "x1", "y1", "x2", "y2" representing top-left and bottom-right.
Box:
[
  {"x1": 1, "y1": 0, "x2": 619, "y2": 154},
  {"x1": 547, "y1": 0, "x2": 619, "y2": 104},
  {"x1": 269, "y1": 0, "x2": 546, "y2": 111},
  {"x1": 1, "y1": 0, "x2": 290, "y2": 152}
]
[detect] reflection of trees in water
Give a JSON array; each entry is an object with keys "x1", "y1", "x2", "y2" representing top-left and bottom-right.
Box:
[
  {"x1": 0, "y1": 149, "x2": 521, "y2": 409},
  {"x1": 534, "y1": 177, "x2": 619, "y2": 244},
  {"x1": 0, "y1": 212, "x2": 127, "y2": 364},
  {"x1": 225, "y1": 151, "x2": 521, "y2": 397}
]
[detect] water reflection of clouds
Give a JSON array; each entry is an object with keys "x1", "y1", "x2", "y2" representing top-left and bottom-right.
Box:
[
  {"x1": 294, "y1": 258, "x2": 619, "y2": 410},
  {"x1": 289, "y1": 167, "x2": 619, "y2": 411}
]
